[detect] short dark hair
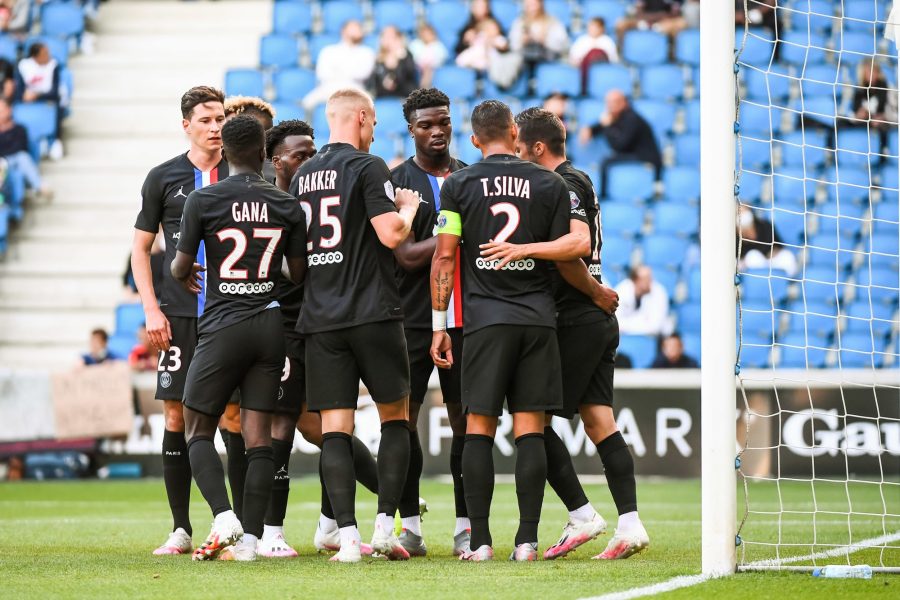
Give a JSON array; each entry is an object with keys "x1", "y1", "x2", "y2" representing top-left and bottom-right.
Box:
[
  {"x1": 402, "y1": 88, "x2": 451, "y2": 123},
  {"x1": 266, "y1": 119, "x2": 315, "y2": 158},
  {"x1": 470, "y1": 100, "x2": 513, "y2": 144},
  {"x1": 222, "y1": 115, "x2": 265, "y2": 164},
  {"x1": 91, "y1": 328, "x2": 108, "y2": 342},
  {"x1": 180, "y1": 86, "x2": 225, "y2": 119},
  {"x1": 515, "y1": 107, "x2": 566, "y2": 156},
  {"x1": 590, "y1": 16, "x2": 606, "y2": 28},
  {"x1": 27, "y1": 42, "x2": 45, "y2": 59}
]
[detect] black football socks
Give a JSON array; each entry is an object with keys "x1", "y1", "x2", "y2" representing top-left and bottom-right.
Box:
[
  {"x1": 514, "y1": 433, "x2": 547, "y2": 546},
  {"x1": 320, "y1": 432, "x2": 357, "y2": 527},
  {"x1": 376, "y1": 420, "x2": 410, "y2": 517},
  {"x1": 450, "y1": 435, "x2": 467, "y2": 518},
  {"x1": 187, "y1": 435, "x2": 231, "y2": 518},
  {"x1": 162, "y1": 429, "x2": 192, "y2": 535},
  {"x1": 544, "y1": 425, "x2": 590, "y2": 511},
  {"x1": 597, "y1": 431, "x2": 638, "y2": 515},
  {"x1": 264, "y1": 437, "x2": 293, "y2": 527},
  {"x1": 242, "y1": 445, "x2": 274, "y2": 538},
  {"x1": 224, "y1": 431, "x2": 247, "y2": 522},
  {"x1": 398, "y1": 427, "x2": 424, "y2": 518},
  {"x1": 351, "y1": 435, "x2": 379, "y2": 494},
  {"x1": 463, "y1": 434, "x2": 495, "y2": 549}
]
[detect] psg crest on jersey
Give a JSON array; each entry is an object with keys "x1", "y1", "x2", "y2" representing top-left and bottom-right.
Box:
[
  {"x1": 437, "y1": 213, "x2": 447, "y2": 228},
  {"x1": 159, "y1": 372, "x2": 173, "y2": 389},
  {"x1": 569, "y1": 191, "x2": 580, "y2": 209},
  {"x1": 384, "y1": 181, "x2": 395, "y2": 201}
]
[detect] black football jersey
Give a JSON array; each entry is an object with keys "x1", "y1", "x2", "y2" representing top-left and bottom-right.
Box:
[
  {"x1": 176, "y1": 173, "x2": 307, "y2": 335},
  {"x1": 291, "y1": 142, "x2": 403, "y2": 334},
  {"x1": 391, "y1": 156, "x2": 467, "y2": 330},
  {"x1": 554, "y1": 161, "x2": 606, "y2": 325},
  {"x1": 437, "y1": 154, "x2": 570, "y2": 333},
  {"x1": 134, "y1": 152, "x2": 228, "y2": 318}
]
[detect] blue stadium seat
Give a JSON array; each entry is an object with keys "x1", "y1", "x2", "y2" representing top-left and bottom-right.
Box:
[
  {"x1": 654, "y1": 203, "x2": 698, "y2": 237},
  {"x1": 744, "y1": 68, "x2": 792, "y2": 101},
  {"x1": 0, "y1": 204, "x2": 9, "y2": 255},
  {"x1": 534, "y1": 63, "x2": 580, "y2": 98},
  {"x1": 801, "y1": 95, "x2": 839, "y2": 128},
  {"x1": 260, "y1": 34, "x2": 299, "y2": 69},
  {"x1": 483, "y1": 74, "x2": 529, "y2": 98},
  {"x1": 107, "y1": 334, "x2": 136, "y2": 361},
  {"x1": 739, "y1": 101, "x2": 776, "y2": 136},
  {"x1": 4, "y1": 168, "x2": 24, "y2": 221},
  {"x1": 633, "y1": 99, "x2": 676, "y2": 137},
  {"x1": 837, "y1": 332, "x2": 879, "y2": 367},
  {"x1": 606, "y1": 162, "x2": 655, "y2": 202},
  {"x1": 374, "y1": 1, "x2": 416, "y2": 33},
  {"x1": 600, "y1": 237, "x2": 634, "y2": 270},
  {"x1": 24, "y1": 36, "x2": 68, "y2": 66},
  {"x1": 663, "y1": 166, "x2": 700, "y2": 202},
  {"x1": 789, "y1": 0, "x2": 836, "y2": 34},
  {"x1": 736, "y1": 28, "x2": 776, "y2": 67},
  {"x1": 491, "y1": 0, "x2": 519, "y2": 32},
  {"x1": 322, "y1": 1, "x2": 365, "y2": 34},
  {"x1": 856, "y1": 267, "x2": 900, "y2": 305},
  {"x1": 582, "y1": 1, "x2": 628, "y2": 28},
  {"x1": 307, "y1": 33, "x2": 340, "y2": 63},
  {"x1": 800, "y1": 266, "x2": 843, "y2": 306},
  {"x1": 739, "y1": 344, "x2": 771, "y2": 368},
  {"x1": 545, "y1": 0, "x2": 572, "y2": 26},
  {"x1": 456, "y1": 134, "x2": 482, "y2": 164},
  {"x1": 115, "y1": 303, "x2": 145, "y2": 337},
  {"x1": 273, "y1": 1, "x2": 313, "y2": 35},
  {"x1": 683, "y1": 99, "x2": 700, "y2": 133},
  {"x1": 773, "y1": 166, "x2": 815, "y2": 205},
  {"x1": 785, "y1": 302, "x2": 838, "y2": 340},
  {"x1": 370, "y1": 135, "x2": 398, "y2": 162},
  {"x1": 654, "y1": 268, "x2": 679, "y2": 299},
  {"x1": 639, "y1": 64, "x2": 684, "y2": 101},
  {"x1": 0, "y1": 35, "x2": 16, "y2": 61},
  {"x1": 841, "y1": 0, "x2": 885, "y2": 33},
  {"x1": 740, "y1": 268, "x2": 790, "y2": 307},
  {"x1": 41, "y1": 2, "x2": 85, "y2": 40},
  {"x1": 822, "y1": 166, "x2": 871, "y2": 205},
  {"x1": 587, "y1": 64, "x2": 632, "y2": 99},
  {"x1": 373, "y1": 98, "x2": 407, "y2": 136},
  {"x1": 777, "y1": 130, "x2": 828, "y2": 168},
  {"x1": 618, "y1": 335, "x2": 657, "y2": 369},
  {"x1": 432, "y1": 66, "x2": 477, "y2": 99},
  {"x1": 677, "y1": 300, "x2": 701, "y2": 333},
  {"x1": 772, "y1": 208, "x2": 807, "y2": 245},
  {"x1": 777, "y1": 332, "x2": 830, "y2": 368},
  {"x1": 835, "y1": 32, "x2": 877, "y2": 66},
  {"x1": 740, "y1": 137, "x2": 773, "y2": 170},
  {"x1": 425, "y1": 1, "x2": 470, "y2": 49},
  {"x1": 780, "y1": 30, "x2": 829, "y2": 65},
  {"x1": 738, "y1": 171, "x2": 771, "y2": 204},
  {"x1": 834, "y1": 129, "x2": 876, "y2": 170},
  {"x1": 224, "y1": 69, "x2": 265, "y2": 98},
  {"x1": 643, "y1": 234, "x2": 690, "y2": 270},
  {"x1": 576, "y1": 98, "x2": 604, "y2": 128},
  {"x1": 874, "y1": 199, "x2": 900, "y2": 224},
  {"x1": 674, "y1": 28, "x2": 700, "y2": 66},
  {"x1": 799, "y1": 62, "x2": 842, "y2": 99},
  {"x1": 271, "y1": 101, "x2": 304, "y2": 124},
  {"x1": 12, "y1": 103, "x2": 57, "y2": 159},
  {"x1": 601, "y1": 203, "x2": 644, "y2": 236},
  {"x1": 844, "y1": 301, "x2": 896, "y2": 339},
  {"x1": 274, "y1": 68, "x2": 316, "y2": 102},
  {"x1": 622, "y1": 30, "x2": 668, "y2": 66},
  {"x1": 673, "y1": 134, "x2": 700, "y2": 167}
]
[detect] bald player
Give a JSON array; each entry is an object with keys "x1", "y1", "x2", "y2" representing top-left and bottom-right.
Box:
[{"x1": 291, "y1": 89, "x2": 420, "y2": 563}]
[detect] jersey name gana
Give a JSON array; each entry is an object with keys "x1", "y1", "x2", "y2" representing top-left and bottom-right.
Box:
[
  {"x1": 231, "y1": 201, "x2": 269, "y2": 223},
  {"x1": 296, "y1": 169, "x2": 338, "y2": 195},
  {"x1": 480, "y1": 176, "x2": 530, "y2": 198}
]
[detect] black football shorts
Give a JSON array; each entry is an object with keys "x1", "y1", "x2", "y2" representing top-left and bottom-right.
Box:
[
  {"x1": 306, "y1": 320, "x2": 410, "y2": 411},
  {"x1": 461, "y1": 324, "x2": 563, "y2": 417},
  {"x1": 155, "y1": 316, "x2": 198, "y2": 401},
  {"x1": 405, "y1": 327, "x2": 463, "y2": 405},
  {"x1": 183, "y1": 308, "x2": 285, "y2": 417},
  {"x1": 553, "y1": 314, "x2": 619, "y2": 419},
  {"x1": 275, "y1": 333, "x2": 305, "y2": 419}
]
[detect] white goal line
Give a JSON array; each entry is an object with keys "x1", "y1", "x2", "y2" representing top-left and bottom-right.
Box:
[{"x1": 579, "y1": 531, "x2": 900, "y2": 600}]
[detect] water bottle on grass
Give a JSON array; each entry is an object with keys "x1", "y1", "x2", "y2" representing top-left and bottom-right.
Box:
[{"x1": 811, "y1": 565, "x2": 873, "y2": 579}]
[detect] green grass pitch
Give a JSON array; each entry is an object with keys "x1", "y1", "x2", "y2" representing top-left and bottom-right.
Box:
[{"x1": 0, "y1": 478, "x2": 896, "y2": 599}]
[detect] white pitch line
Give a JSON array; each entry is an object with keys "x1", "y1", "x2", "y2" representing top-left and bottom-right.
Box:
[{"x1": 579, "y1": 531, "x2": 900, "y2": 600}]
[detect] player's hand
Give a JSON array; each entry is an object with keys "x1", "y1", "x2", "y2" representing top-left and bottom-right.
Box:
[
  {"x1": 479, "y1": 240, "x2": 528, "y2": 270},
  {"x1": 145, "y1": 306, "x2": 172, "y2": 352},
  {"x1": 592, "y1": 284, "x2": 619, "y2": 315},
  {"x1": 394, "y1": 187, "x2": 421, "y2": 213},
  {"x1": 430, "y1": 330, "x2": 453, "y2": 369},
  {"x1": 183, "y1": 263, "x2": 205, "y2": 295}
]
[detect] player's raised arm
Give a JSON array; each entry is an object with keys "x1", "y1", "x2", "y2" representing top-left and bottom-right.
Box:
[{"x1": 370, "y1": 187, "x2": 420, "y2": 249}]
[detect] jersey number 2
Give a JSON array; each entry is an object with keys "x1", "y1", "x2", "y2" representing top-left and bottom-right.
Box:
[
  {"x1": 489, "y1": 203, "x2": 520, "y2": 243},
  {"x1": 217, "y1": 228, "x2": 284, "y2": 279}
]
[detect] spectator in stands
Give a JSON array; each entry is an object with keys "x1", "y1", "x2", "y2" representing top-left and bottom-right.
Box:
[
  {"x1": 456, "y1": 14, "x2": 519, "y2": 88},
  {"x1": 80, "y1": 328, "x2": 119, "y2": 366},
  {"x1": 615, "y1": 265, "x2": 673, "y2": 337},
  {"x1": 0, "y1": 97, "x2": 51, "y2": 199},
  {"x1": 510, "y1": 0, "x2": 569, "y2": 80},
  {"x1": 847, "y1": 59, "x2": 895, "y2": 156},
  {"x1": 569, "y1": 17, "x2": 618, "y2": 95},
  {"x1": 737, "y1": 205, "x2": 798, "y2": 276},
  {"x1": 542, "y1": 92, "x2": 571, "y2": 127},
  {"x1": 735, "y1": 0, "x2": 778, "y2": 35},
  {"x1": 0, "y1": 57, "x2": 15, "y2": 102},
  {"x1": 409, "y1": 23, "x2": 448, "y2": 89},
  {"x1": 17, "y1": 42, "x2": 64, "y2": 159},
  {"x1": 455, "y1": 0, "x2": 504, "y2": 56},
  {"x1": 579, "y1": 89, "x2": 661, "y2": 196},
  {"x1": 616, "y1": 1, "x2": 687, "y2": 45},
  {"x1": 128, "y1": 325, "x2": 157, "y2": 372},
  {"x1": 302, "y1": 20, "x2": 376, "y2": 111},
  {"x1": 0, "y1": 0, "x2": 28, "y2": 35},
  {"x1": 651, "y1": 333, "x2": 699, "y2": 368},
  {"x1": 370, "y1": 26, "x2": 418, "y2": 99}
]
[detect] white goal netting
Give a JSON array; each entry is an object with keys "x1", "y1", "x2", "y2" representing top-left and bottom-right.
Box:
[{"x1": 733, "y1": 0, "x2": 900, "y2": 572}]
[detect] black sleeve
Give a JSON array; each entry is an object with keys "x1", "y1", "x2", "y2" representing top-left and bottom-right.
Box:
[
  {"x1": 284, "y1": 204, "x2": 308, "y2": 258},
  {"x1": 547, "y1": 178, "x2": 571, "y2": 241},
  {"x1": 134, "y1": 167, "x2": 164, "y2": 233},
  {"x1": 397, "y1": 55, "x2": 419, "y2": 97},
  {"x1": 563, "y1": 176, "x2": 589, "y2": 225},
  {"x1": 36, "y1": 65, "x2": 60, "y2": 102},
  {"x1": 360, "y1": 157, "x2": 398, "y2": 219},
  {"x1": 176, "y1": 192, "x2": 203, "y2": 256},
  {"x1": 12, "y1": 125, "x2": 28, "y2": 154},
  {"x1": 391, "y1": 165, "x2": 430, "y2": 238}
]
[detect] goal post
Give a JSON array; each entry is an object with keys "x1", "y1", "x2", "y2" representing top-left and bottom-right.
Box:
[{"x1": 700, "y1": 0, "x2": 738, "y2": 578}]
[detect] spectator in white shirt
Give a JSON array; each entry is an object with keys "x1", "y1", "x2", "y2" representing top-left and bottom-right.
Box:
[
  {"x1": 615, "y1": 265, "x2": 673, "y2": 336},
  {"x1": 569, "y1": 17, "x2": 619, "y2": 66},
  {"x1": 409, "y1": 23, "x2": 448, "y2": 88},
  {"x1": 302, "y1": 20, "x2": 376, "y2": 111}
]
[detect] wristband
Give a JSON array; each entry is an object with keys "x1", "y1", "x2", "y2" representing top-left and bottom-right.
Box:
[{"x1": 432, "y1": 309, "x2": 448, "y2": 331}]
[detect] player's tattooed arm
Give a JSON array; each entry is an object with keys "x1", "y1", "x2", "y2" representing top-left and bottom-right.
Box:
[
  {"x1": 480, "y1": 219, "x2": 590, "y2": 269},
  {"x1": 170, "y1": 251, "x2": 205, "y2": 295},
  {"x1": 430, "y1": 232, "x2": 459, "y2": 369},
  {"x1": 555, "y1": 259, "x2": 619, "y2": 315}
]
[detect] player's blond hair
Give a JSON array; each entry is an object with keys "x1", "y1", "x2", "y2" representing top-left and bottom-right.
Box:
[
  {"x1": 326, "y1": 88, "x2": 374, "y2": 122},
  {"x1": 224, "y1": 96, "x2": 276, "y2": 119}
]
